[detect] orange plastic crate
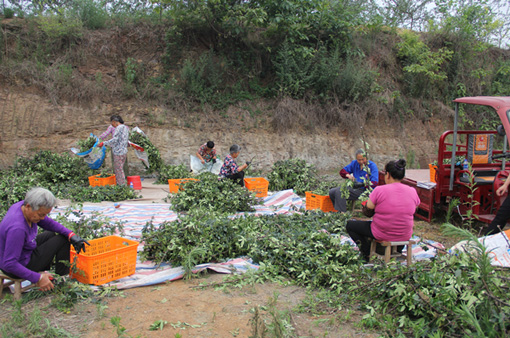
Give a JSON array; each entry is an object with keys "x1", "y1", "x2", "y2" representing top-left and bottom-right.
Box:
[
  {"x1": 88, "y1": 174, "x2": 116, "y2": 187},
  {"x1": 244, "y1": 177, "x2": 269, "y2": 198},
  {"x1": 70, "y1": 236, "x2": 139, "y2": 285},
  {"x1": 305, "y1": 191, "x2": 337, "y2": 212},
  {"x1": 168, "y1": 178, "x2": 199, "y2": 193}
]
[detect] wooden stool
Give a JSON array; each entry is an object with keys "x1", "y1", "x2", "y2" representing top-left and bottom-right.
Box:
[
  {"x1": 369, "y1": 240, "x2": 416, "y2": 265},
  {"x1": 0, "y1": 272, "x2": 37, "y2": 301},
  {"x1": 349, "y1": 200, "x2": 361, "y2": 214}
]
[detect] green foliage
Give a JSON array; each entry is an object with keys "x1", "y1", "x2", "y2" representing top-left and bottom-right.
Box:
[
  {"x1": 332, "y1": 55, "x2": 377, "y2": 103},
  {"x1": 273, "y1": 43, "x2": 376, "y2": 101},
  {"x1": 69, "y1": 0, "x2": 108, "y2": 30},
  {"x1": 149, "y1": 320, "x2": 168, "y2": 331},
  {"x1": 310, "y1": 179, "x2": 341, "y2": 196},
  {"x1": 273, "y1": 42, "x2": 316, "y2": 98},
  {"x1": 430, "y1": 0, "x2": 501, "y2": 45},
  {"x1": 178, "y1": 51, "x2": 225, "y2": 106},
  {"x1": 490, "y1": 58, "x2": 510, "y2": 96},
  {"x1": 182, "y1": 246, "x2": 206, "y2": 280},
  {"x1": 156, "y1": 164, "x2": 190, "y2": 184},
  {"x1": 267, "y1": 158, "x2": 318, "y2": 195},
  {"x1": 60, "y1": 184, "x2": 141, "y2": 203},
  {"x1": 129, "y1": 130, "x2": 163, "y2": 173},
  {"x1": 4, "y1": 8, "x2": 15, "y2": 19},
  {"x1": 170, "y1": 173, "x2": 260, "y2": 213},
  {"x1": 76, "y1": 135, "x2": 96, "y2": 152},
  {"x1": 37, "y1": 13, "x2": 83, "y2": 44},
  {"x1": 141, "y1": 209, "x2": 354, "y2": 273},
  {"x1": 249, "y1": 293, "x2": 296, "y2": 337},
  {"x1": 397, "y1": 30, "x2": 453, "y2": 98},
  {"x1": 0, "y1": 150, "x2": 140, "y2": 217},
  {"x1": 54, "y1": 206, "x2": 125, "y2": 240}
]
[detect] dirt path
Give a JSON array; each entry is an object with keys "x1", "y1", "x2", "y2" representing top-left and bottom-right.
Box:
[{"x1": 62, "y1": 273, "x2": 375, "y2": 338}]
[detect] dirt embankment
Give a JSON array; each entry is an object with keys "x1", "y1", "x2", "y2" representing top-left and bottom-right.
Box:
[
  {"x1": 0, "y1": 20, "x2": 450, "y2": 172},
  {"x1": 0, "y1": 86, "x2": 447, "y2": 172}
]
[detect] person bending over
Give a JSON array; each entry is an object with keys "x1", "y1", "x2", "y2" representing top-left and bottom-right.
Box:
[
  {"x1": 0, "y1": 187, "x2": 89, "y2": 291},
  {"x1": 219, "y1": 144, "x2": 250, "y2": 187},
  {"x1": 196, "y1": 141, "x2": 217, "y2": 164}
]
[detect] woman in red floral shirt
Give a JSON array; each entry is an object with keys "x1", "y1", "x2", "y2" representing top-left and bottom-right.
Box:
[
  {"x1": 196, "y1": 141, "x2": 217, "y2": 164},
  {"x1": 219, "y1": 144, "x2": 250, "y2": 187}
]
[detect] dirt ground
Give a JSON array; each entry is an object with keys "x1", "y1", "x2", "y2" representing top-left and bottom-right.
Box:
[{"x1": 1, "y1": 178, "x2": 459, "y2": 337}]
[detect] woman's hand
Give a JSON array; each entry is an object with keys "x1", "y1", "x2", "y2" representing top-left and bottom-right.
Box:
[
  {"x1": 496, "y1": 185, "x2": 508, "y2": 196},
  {"x1": 37, "y1": 272, "x2": 54, "y2": 291}
]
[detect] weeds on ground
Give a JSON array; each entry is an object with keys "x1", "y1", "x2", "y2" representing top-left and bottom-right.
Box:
[
  {"x1": 0, "y1": 277, "x2": 123, "y2": 337},
  {"x1": 249, "y1": 293, "x2": 296, "y2": 338}
]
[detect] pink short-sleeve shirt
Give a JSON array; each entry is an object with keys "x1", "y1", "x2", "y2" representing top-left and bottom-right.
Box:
[{"x1": 370, "y1": 182, "x2": 420, "y2": 241}]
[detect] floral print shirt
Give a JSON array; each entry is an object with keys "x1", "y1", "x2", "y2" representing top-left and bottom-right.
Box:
[
  {"x1": 103, "y1": 124, "x2": 129, "y2": 155},
  {"x1": 99, "y1": 125, "x2": 115, "y2": 140},
  {"x1": 198, "y1": 143, "x2": 216, "y2": 162},
  {"x1": 219, "y1": 154, "x2": 238, "y2": 178}
]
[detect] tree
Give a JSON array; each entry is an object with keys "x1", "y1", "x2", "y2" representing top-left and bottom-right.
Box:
[
  {"x1": 429, "y1": 0, "x2": 501, "y2": 44},
  {"x1": 379, "y1": 0, "x2": 433, "y2": 31}
]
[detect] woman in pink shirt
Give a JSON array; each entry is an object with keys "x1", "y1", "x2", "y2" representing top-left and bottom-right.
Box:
[{"x1": 346, "y1": 159, "x2": 420, "y2": 261}]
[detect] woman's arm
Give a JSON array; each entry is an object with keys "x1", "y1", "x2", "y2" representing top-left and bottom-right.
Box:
[
  {"x1": 196, "y1": 151, "x2": 205, "y2": 163},
  {"x1": 496, "y1": 176, "x2": 510, "y2": 196},
  {"x1": 366, "y1": 198, "x2": 375, "y2": 210}
]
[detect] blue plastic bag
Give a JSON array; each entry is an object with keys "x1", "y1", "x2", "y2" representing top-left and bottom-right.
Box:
[{"x1": 71, "y1": 133, "x2": 106, "y2": 170}]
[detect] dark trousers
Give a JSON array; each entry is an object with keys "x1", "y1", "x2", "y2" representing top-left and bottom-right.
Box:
[
  {"x1": 4, "y1": 231, "x2": 71, "y2": 279},
  {"x1": 225, "y1": 171, "x2": 245, "y2": 187},
  {"x1": 329, "y1": 186, "x2": 364, "y2": 212},
  {"x1": 484, "y1": 195, "x2": 510, "y2": 235},
  {"x1": 346, "y1": 220, "x2": 375, "y2": 260}
]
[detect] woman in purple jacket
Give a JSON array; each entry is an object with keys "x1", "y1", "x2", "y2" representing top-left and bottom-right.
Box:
[{"x1": 0, "y1": 188, "x2": 89, "y2": 291}]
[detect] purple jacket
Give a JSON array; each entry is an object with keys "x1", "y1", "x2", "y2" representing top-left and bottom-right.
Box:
[{"x1": 0, "y1": 201, "x2": 72, "y2": 283}]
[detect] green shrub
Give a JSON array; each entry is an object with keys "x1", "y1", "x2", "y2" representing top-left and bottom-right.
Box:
[
  {"x1": 179, "y1": 51, "x2": 220, "y2": 104},
  {"x1": 37, "y1": 14, "x2": 83, "y2": 45},
  {"x1": 70, "y1": 0, "x2": 108, "y2": 30},
  {"x1": 273, "y1": 42, "x2": 315, "y2": 98},
  {"x1": 490, "y1": 59, "x2": 510, "y2": 96},
  {"x1": 331, "y1": 56, "x2": 377, "y2": 102}
]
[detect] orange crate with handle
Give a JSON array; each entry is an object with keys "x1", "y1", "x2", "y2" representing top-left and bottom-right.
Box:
[
  {"x1": 168, "y1": 178, "x2": 199, "y2": 193},
  {"x1": 244, "y1": 177, "x2": 269, "y2": 198},
  {"x1": 305, "y1": 191, "x2": 337, "y2": 212},
  {"x1": 88, "y1": 174, "x2": 116, "y2": 187},
  {"x1": 70, "y1": 236, "x2": 138, "y2": 285}
]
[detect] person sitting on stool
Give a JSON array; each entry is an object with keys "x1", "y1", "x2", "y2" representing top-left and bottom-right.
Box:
[
  {"x1": 219, "y1": 144, "x2": 250, "y2": 187},
  {"x1": 345, "y1": 160, "x2": 420, "y2": 261}
]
